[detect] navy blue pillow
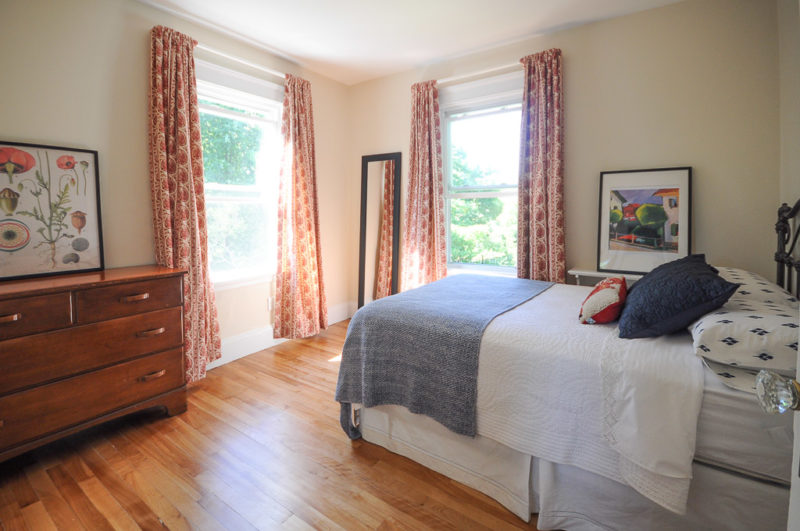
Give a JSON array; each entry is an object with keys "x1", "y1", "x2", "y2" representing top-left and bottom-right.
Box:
[{"x1": 618, "y1": 254, "x2": 738, "y2": 339}]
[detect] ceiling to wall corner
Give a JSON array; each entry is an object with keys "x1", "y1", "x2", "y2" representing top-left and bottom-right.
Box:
[{"x1": 138, "y1": 0, "x2": 684, "y2": 85}]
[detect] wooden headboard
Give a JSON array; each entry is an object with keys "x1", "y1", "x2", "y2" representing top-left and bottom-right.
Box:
[{"x1": 776, "y1": 199, "x2": 800, "y2": 297}]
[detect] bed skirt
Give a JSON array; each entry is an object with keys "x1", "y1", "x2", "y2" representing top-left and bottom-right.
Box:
[{"x1": 360, "y1": 405, "x2": 789, "y2": 531}]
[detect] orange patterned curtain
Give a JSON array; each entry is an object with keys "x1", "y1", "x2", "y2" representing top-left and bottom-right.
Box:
[
  {"x1": 374, "y1": 160, "x2": 395, "y2": 299},
  {"x1": 402, "y1": 80, "x2": 447, "y2": 291},
  {"x1": 148, "y1": 25, "x2": 221, "y2": 382},
  {"x1": 517, "y1": 49, "x2": 565, "y2": 283},
  {"x1": 274, "y1": 74, "x2": 328, "y2": 339}
]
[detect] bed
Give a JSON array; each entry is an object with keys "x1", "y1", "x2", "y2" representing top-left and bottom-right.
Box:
[{"x1": 336, "y1": 200, "x2": 800, "y2": 531}]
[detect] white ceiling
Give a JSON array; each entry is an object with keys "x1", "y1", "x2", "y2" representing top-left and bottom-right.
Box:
[{"x1": 141, "y1": 0, "x2": 684, "y2": 85}]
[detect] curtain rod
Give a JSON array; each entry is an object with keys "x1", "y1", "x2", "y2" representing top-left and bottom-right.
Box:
[
  {"x1": 437, "y1": 62, "x2": 521, "y2": 86},
  {"x1": 195, "y1": 44, "x2": 286, "y2": 81}
]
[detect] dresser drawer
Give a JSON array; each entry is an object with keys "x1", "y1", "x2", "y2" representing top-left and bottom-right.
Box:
[
  {"x1": 75, "y1": 277, "x2": 182, "y2": 323},
  {"x1": 0, "y1": 307, "x2": 183, "y2": 395},
  {"x1": 0, "y1": 348, "x2": 183, "y2": 450},
  {"x1": 0, "y1": 292, "x2": 72, "y2": 340}
]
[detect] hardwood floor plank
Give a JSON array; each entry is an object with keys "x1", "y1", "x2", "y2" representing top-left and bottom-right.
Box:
[
  {"x1": 0, "y1": 483, "x2": 28, "y2": 531},
  {"x1": 108, "y1": 426, "x2": 205, "y2": 503},
  {"x1": 280, "y1": 513, "x2": 317, "y2": 531},
  {"x1": 93, "y1": 433, "x2": 191, "y2": 531},
  {"x1": 45, "y1": 465, "x2": 113, "y2": 531},
  {"x1": 23, "y1": 463, "x2": 84, "y2": 530},
  {"x1": 77, "y1": 476, "x2": 140, "y2": 531},
  {"x1": 73, "y1": 444, "x2": 165, "y2": 530},
  {"x1": 19, "y1": 501, "x2": 57, "y2": 531},
  {"x1": 196, "y1": 490, "x2": 260, "y2": 531},
  {"x1": 0, "y1": 458, "x2": 39, "y2": 510},
  {"x1": 59, "y1": 450, "x2": 94, "y2": 485},
  {"x1": 0, "y1": 320, "x2": 538, "y2": 529}
]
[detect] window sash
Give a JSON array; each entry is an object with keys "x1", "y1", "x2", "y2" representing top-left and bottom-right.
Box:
[
  {"x1": 198, "y1": 104, "x2": 276, "y2": 126},
  {"x1": 196, "y1": 65, "x2": 281, "y2": 285},
  {"x1": 443, "y1": 100, "x2": 520, "y2": 270},
  {"x1": 205, "y1": 194, "x2": 266, "y2": 205},
  {"x1": 447, "y1": 102, "x2": 522, "y2": 122},
  {"x1": 448, "y1": 190, "x2": 516, "y2": 200}
]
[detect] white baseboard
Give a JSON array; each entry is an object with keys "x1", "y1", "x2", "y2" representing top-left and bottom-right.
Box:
[
  {"x1": 209, "y1": 301, "x2": 356, "y2": 371},
  {"x1": 209, "y1": 326, "x2": 285, "y2": 370}
]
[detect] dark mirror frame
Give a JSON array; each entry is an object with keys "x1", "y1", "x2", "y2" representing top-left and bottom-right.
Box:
[{"x1": 358, "y1": 152, "x2": 402, "y2": 308}]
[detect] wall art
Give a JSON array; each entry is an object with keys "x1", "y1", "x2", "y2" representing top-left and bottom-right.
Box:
[
  {"x1": 597, "y1": 167, "x2": 691, "y2": 274},
  {"x1": 0, "y1": 141, "x2": 103, "y2": 281}
]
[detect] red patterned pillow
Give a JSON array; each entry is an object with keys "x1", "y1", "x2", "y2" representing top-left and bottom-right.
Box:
[{"x1": 579, "y1": 276, "x2": 628, "y2": 324}]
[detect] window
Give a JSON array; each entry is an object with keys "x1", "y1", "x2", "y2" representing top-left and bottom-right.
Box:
[
  {"x1": 196, "y1": 61, "x2": 283, "y2": 286},
  {"x1": 441, "y1": 72, "x2": 523, "y2": 275}
]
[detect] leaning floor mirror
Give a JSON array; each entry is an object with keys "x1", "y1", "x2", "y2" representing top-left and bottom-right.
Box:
[{"x1": 358, "y1": 152, "x2": 402, "y2": 308}]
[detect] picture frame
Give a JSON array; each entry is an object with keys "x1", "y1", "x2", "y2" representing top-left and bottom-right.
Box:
[
  {"x1": 0, "y1": 140, "x2": 104, "y2": 281},
  {"x1": 597, "y1": 167, "x2": 691, "y2": 275}
]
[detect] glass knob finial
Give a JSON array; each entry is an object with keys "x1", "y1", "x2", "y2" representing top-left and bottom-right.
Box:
[{"x1": 756, "y1": 370, "x2": 800, "y2": 414}]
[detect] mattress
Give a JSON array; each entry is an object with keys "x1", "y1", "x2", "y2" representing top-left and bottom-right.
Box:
[{"x1": 694, "y1": 365, "x2": 793, "y2": 483}]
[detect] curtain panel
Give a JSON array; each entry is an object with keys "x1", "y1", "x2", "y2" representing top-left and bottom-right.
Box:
[
  {"x1": 374, "y1": 160, "x2": 395, "y2": 300},
  {"x1": 517, "y1": 48, "x2": 565, "y2": 283},
  {"x1": 402, "y1": 80, "x2": 447, "y2": 291},
  {"x1": 148, "y1": 25, "x2": 221, "y2": 382},
  {"x1": 274, "y1": 74, "x2": 328, "y2": 339}
]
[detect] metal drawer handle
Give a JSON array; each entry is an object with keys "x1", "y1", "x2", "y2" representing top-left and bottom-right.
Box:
[
  {"x1": 139, "y1": 369, "x2": 166, "y2": 382},
  {"x1": 136, "y1": 327, "x2": 166, "y2": 338},
  {"x1": 120, "y1": 293, "x2": 150, "y2": 303},
  {"x1": 0, "y1": 420, "x2": 4, "y2": 429},
  {"x1": 0, "y1": 313, "x2": 21, "y2": 324}
]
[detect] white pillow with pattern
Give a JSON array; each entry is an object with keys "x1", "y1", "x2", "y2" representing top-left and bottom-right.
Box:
[
  {"x1": 690, "y1": 298, "x2": 799, "y2": 377},
  {"x1": 716, "y1": 266, "x2": 799, "y2": 309},
  {"x1": 702, "y1": 358, "x2": 759, "y2": 394}
]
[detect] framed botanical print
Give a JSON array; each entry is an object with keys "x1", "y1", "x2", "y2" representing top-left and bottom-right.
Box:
[
  {"x1": 597, "y1": 167, "x2": 691, "y2": 275},
  {"x1": 0, "y1": 141, "x2": 103, "y2": 281}
]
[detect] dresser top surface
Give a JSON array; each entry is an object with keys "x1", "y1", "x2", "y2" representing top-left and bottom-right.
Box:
[{"x1": 0, "y1": 265, "x2": 187, "y2": 300}]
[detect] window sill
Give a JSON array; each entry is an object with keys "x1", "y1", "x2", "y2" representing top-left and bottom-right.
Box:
[
  {"x1": 447, "y1": 263, "x2": 516, "y2": 278},
  {"x1": 211, "y1": 274, "x2": 272, "y2": 292}
]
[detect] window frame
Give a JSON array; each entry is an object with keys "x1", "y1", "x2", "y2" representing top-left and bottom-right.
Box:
[
  {"x1": 440, "y1": 71, "x2": 523, "y2": 275},
  {"x1": 195, "y1": 61, "x2": 283, "y2": 290}
]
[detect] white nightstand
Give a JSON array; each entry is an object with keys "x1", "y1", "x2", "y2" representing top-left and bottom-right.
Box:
[{"x1": 568, "y1": 268, "x2": 643, "y2": 287}]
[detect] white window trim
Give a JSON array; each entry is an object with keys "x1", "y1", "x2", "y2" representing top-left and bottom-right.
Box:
[
  {"x1": 440, "y1": 71, "x2": 523, "y2": 273},
  {"x1": 196, "y1": 59, "x2": 283, "y2": 102},
  {"x1": 439, "y1": 70, "x2": 523, "y2": 113},
  {"x1": 197, "y1": 102, "x2": 277, "y2": 125},
  {"x1": 447, "y1": 262, "x2": 516, "y2": 277},
  {"x1": 211, "y1": 272, "x2": 273, "y2": 292},
  {"x1": 196, "y1": 61, "x2": 282, "y2": 288}
]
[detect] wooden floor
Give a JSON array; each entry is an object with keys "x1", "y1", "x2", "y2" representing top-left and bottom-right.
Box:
[{"x1": 0, "y1": 321, "x2": 539, "y2": 530}]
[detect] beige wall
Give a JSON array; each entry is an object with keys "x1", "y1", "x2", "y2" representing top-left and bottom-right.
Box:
[
  {"x1": 779, "y1": 0, "x2": 800, "y2": 204},
  {"x1": 350, "y1": 0, "x2": 781, "y2": 280},
  {"x1": 0, "y1": 0, "x2": 354, "y2": 341}
]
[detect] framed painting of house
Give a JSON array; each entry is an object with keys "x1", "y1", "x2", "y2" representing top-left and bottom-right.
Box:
[
  {"x1": 0, "y1": 140, "x2": 104, "y2": 281},
  {"x1": 597, "y1": 167, "x2": 691, "y2": 275}
]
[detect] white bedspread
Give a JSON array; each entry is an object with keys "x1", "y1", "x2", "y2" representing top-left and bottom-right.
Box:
[{"x1": 476, "y1": 284, "x2": 704, "y2": 514}]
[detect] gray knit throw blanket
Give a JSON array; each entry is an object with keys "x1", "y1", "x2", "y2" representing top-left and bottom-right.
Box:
[{"x1": 335, "y1": 274, "x2": 553, "y2": 439}]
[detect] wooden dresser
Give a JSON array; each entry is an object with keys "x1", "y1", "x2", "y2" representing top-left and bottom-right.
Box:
[{"x1": 0, "y1": 265, "x2": 187, "y2": 463}]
